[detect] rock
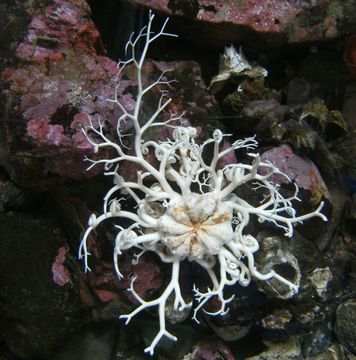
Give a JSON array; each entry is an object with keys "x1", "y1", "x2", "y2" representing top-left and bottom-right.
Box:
[
  {"x1": 52, "y1": 322, "x2": 119, "y2": 360},
  {"x1": 260, "y1": 144, "x2": 328, "y2": 206},
  {"x1": 257, "y1": 132, "x2": 347, "y2": 252},
  {"x1": 342, "y1": 83, "x2": 356, "y2": 129},
  {"x1": 347, "y1": 194, "x2": 356, "y2": 231},
  {"x1": 306, "y1": 343, "x2": 347, "y2": 360},
  {"x1": 141, "y1": 321, "x2": 200, "y2": 359},
  {"x1": 113, "y1": 319, "x2": 153, "y2": 359},
  {"x1": 183, "y1": 339, "x2": 235, "y2": 360},
  {"x1": 294, "y1": 303, "x2": 326, "y2": 328},
  {"x1": 207, "y1": 319, "x2": 251, "y2": 342},
  {"x1": 225, "y1": 97, "x2": 294, "y2": 144},
  {"x1": 298, "y1": 50, "x2": 350, "y2": 100},
  {"x1": 127, "y1": 0, "x2": 356, "y2": 46},
  {"x1": 286, "y1": 77, "x2": 312, "y2": 110},
  {"x1": 0, "y1": 1, "x2": 30, "y2": 73},
  {"x1": 46, "y1": 187, "x2": 167, "y2": 321},
  {"x1": 262, "y1": 309, "x2": 293, "y2": 330},
  {"x1": 198, "y1": 283, "x2": 261, "y2": 343},
  {"x1": 96, "y1": 318, "x2": 200, "y2": 359},
  {"x1": 275, "y1": 120, "x2": 347, "y2": 250},
  {"x1": 52, "y1": 244, "x2": 73, "y2": 287},
  {"x1": 1, "y1": 0, "x2": 223, "y2": 190},
  {"x1": 224, "y1": 79, "x2": 275, "y2": 115},
  {"x1": 331, "y1": 130, "x2": 356, "y2": 180},
  {"x1": 0, "y1": 212, "x2": 84, "y2": 358},
  {"x1": 301, "y1": 98, "x2": 348, "y2": 141},
  {"x1": 334, "y1": 299, "x2": 356, "y2": 354},
  {"x1": 301, "y1": 322, "x2": 332, "y2": 357},
  {"x1": 76, "y1": 250, "x2": 165, "y2": 322},
  {"x1": 93, "y1": 251, "x2": 164, "y2": 310},
  {"x1": 343, "y1": 34, "x2": 356, "y2": 80},
  {"x1": 164, "y1": 295, "x2": 192, "y2": 324},
  {"x1": 256, "y1": 237, "x2": 301, "y2": 300},
  {"x1": 245, "y1": 337, "x2": 301, "y2": 360},
  {"x1": 309, "y1": 267, "x2": 333, "y2": 299},
  {"x1": 1, "y1": 0, "x2": 118, "y2": 189},
  {"x1": 242, "y1": 99, "x2": 281, "y2": 121},
  {"x1": 0, "y1": 178, "x2": 38, "y2": 212}
]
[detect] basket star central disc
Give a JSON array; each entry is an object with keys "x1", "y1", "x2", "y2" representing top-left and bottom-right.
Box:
[{"x1": 158, "y1": 193, "x2": 234, "y2": 259}]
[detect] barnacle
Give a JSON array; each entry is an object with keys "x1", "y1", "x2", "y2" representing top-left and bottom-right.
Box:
[
  {"x1": 78, "y1": 11, "x2": 327, "y2": 355},
  {"x1": 209, "y1": 45, "x2": 268, "y2": 93}
]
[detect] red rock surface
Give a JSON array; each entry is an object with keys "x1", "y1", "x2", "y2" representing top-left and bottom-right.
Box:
[
  {"x1": 1, "y1": 0, "x2": 119, "y2": 189},
  {"x1": 129, "y1": 0, "x2": 355, "y2": 45},
  {"x1": 79, "y1": 252, "x2": 164, "y2": 309},
  {"x1": 1, "y1": 0, "x2": 223, "y2": 190},
  {"x1": 52, "y1": 244, "x2": 73, "y2": 286},
  {"x1": 193, "y1": 339, "x2": 235, "y2": 360},
  {"x1": 260, "y1": 144, "x2": 328, "y2": 204}
]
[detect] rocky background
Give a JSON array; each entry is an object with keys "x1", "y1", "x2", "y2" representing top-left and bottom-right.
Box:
[{"x1": 1, "y1": 0, "x2": 356, "y2": 359}]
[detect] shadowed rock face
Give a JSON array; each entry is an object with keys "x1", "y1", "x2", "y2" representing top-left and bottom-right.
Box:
[
  {"x1": 0, "y1": 212, "x2": 84, "y2": 358},
  {"x1": 335, "y1": 299, "x2": 356, "y2": 354}
]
